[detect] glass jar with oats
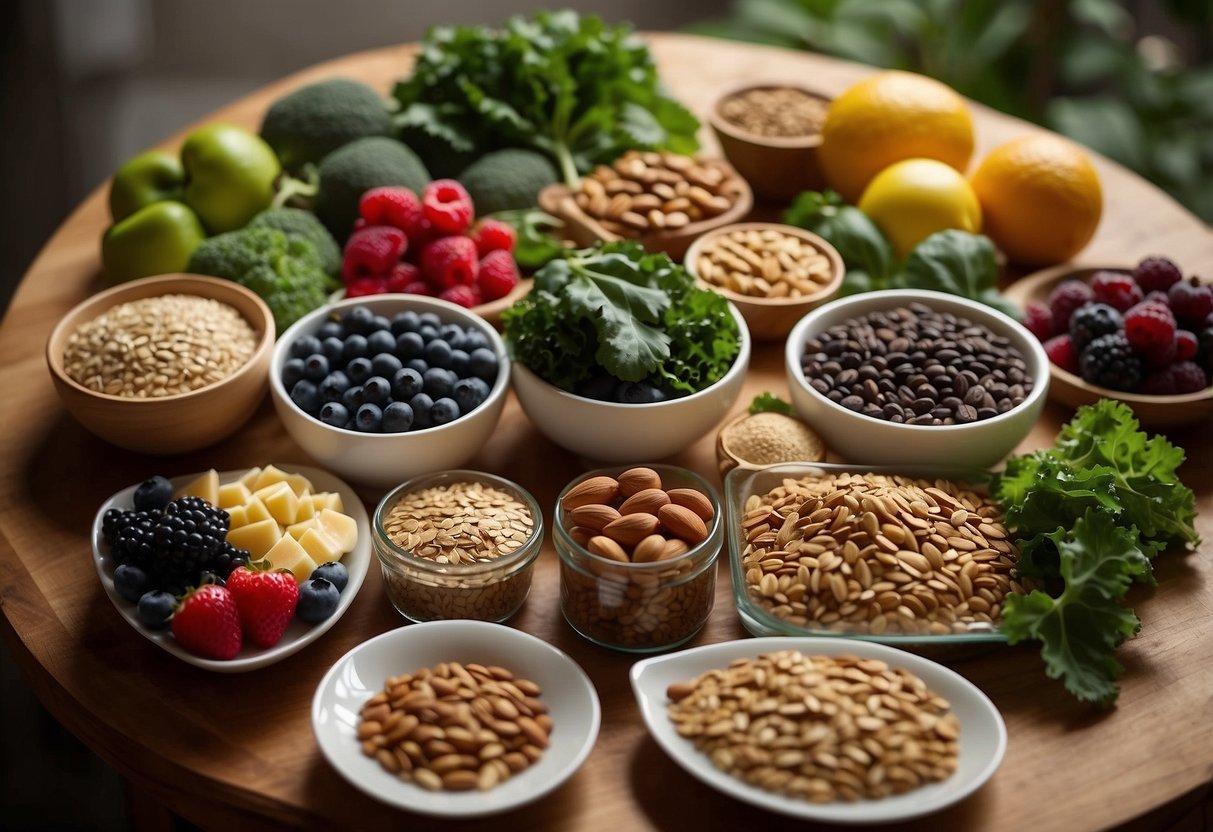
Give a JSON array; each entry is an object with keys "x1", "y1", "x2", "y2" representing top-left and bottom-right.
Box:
[{"x1": 373, "y1": 471, "x2": 543, "y2": 623}]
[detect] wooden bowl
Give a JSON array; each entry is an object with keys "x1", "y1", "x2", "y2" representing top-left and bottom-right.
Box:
[
  {"x1": 707, "y1": 82, "x2": 831, "y2": 203},
  {"x1": 684, "y1": 222, "x2": 844, "y2": 341},
  {"x1": 46, "y1": 274, "x2": 275, "y2": 454},
  {"x1": 715, "y1": 410, "x2": 827, "y2": 477},
  {"x1": 538, "y1": 161, "x2": 753, "y2": 261},
  {"x1": 1003, "y1": 263, "x2": 1213, "y2": 428}
]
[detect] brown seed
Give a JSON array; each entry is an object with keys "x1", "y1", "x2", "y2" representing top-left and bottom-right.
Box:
[
  {"x1": 632, "y1": 534, "x2": 667, "y2": 564},
  {"x1": 569, "y1": 503, "x2": 621, "y2": 532},
  {"x1": 619, "y1": 488, "x2": 671, "y2": 516},
  {"x1": 617, "y1": 466, "x2": 663, "y2": 496},
  {"x1": 603, "y1": 513, "x2": 661, "y2": 546},
  {"x1": 587, "y1": 535, "x2": 630, "y2": 562},
  {"x1": 658, "y1": 504, "x2": 709, "y2": 544},
  {"x1": 561, "y1": 476, "x2": 620, "y2": 510},
  {"x1": 666, "y1": 488, "x2": 715, "y2": 521}
]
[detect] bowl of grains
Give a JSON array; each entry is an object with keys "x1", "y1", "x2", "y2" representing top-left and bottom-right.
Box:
[
  {"x1": 373, "y1": 470, "x2": 543, "y2": 623},
  {"x1": 785, "y1": 289, "x2": 1049, "y2": 468},
  {"x1": 685, "y1": 223, "x2": 845, "y2": 339},
  {"x1": 538, "y1": 150, "x2": 753, "y2": 260},
  {"x1": 708, "y1": 83, "x2": 832, "y2": 202},
  {"x1": 46, "y1": 273, "x2": 274, "y2": 454}
]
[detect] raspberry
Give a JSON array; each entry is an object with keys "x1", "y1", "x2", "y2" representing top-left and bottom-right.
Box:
[
  {"x1": 1144, "y1": 290, "x2": 1169, "y2": 306},
  {"x1": 420, "y1": 235, "x2": 478, "y2": 290},
  {"x1": 1170, "y1": 361, "x2": 1209, "y2": 393},
  {"x1": 1069, "y1": 303, "x2": 1122, "y2": 352},
  {"x1": 1167, "y1": 279, "x2": 1213, "y2": 327},
  {"x1": 359, "y1": 187, "x2": 426, "y2": 239},
  {"x1": 471, "y1": 219, "x2": 517, "y2": 256},
  {"x1": 439, "y1": 284, "x2": 481, "y2": 308},
  {"x1": 1047, "y1": 280, "x2": 1094, "y2": 333},
  {"x1": 1174, "y1": 329, "x2": 1198, "y2": 361},
  {"x1": 1141, "y1": 335, "x2": 1177, "y2": 369},
  {"x1": 1023, "y1": 301, "x2": 1054, "y2": 341},
  {"x1": 342, "y1": 226, "x2": 406, "y2": 285},
  {"x1": 1089, "y1": 269, "x2": 1143, "y2": 312},
  {"x1": 1123, "y1": 301, "x2": 1176, "y2": 352},
  {"x1": 345, "y1": 277, "x2": 388, "y2": 298},
  {"x1": 477, "y1": 250, "x2": 520, "y2": 301},
  {"x1": 402, "y1": 280, "x2": 433, "y2": 297},
  {"x1": 422, "y1": 179, "x2": 474, "y2": 235},
  {"x1": 1199, "y1": 327, "x2": 1213, "y2": 371},
  {"x1": 1044, "y1": 334, "x2": 1079, "y2": 375},
  {"x1": 1132, "y1": 256, "x2": 1183, "y2": 293},
  {"x1": 1080, "y1": 332, "x2": 1142, "y2": 391},
  {"x1": 385, "y1": 262, "x2": 421, "y2": 293},
  {"x1": 1139, "y1": 368, "x2": 1177, "y2": 395}
]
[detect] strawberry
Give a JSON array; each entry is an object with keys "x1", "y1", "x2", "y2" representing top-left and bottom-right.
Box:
[
  {"x1": 227, "y1": 562, "x2": 299, "y2": 648},
  {"x1": 171, "y1": 584, "x2": 242, "y2": 660}
]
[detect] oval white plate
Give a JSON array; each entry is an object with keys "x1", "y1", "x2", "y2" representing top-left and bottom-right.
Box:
[
  {"x1": 631, "y1": 637, "x2": 1005, "y2": 824},
  {"x1": 312, "y1": 620, "x2": 601, "y2": 817},
  {"x1": 92, "y1": 464, "x2": 370, "y2": 672}
]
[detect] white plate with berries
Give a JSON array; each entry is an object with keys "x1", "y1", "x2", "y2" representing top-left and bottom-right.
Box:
[
  {"x1": 92, "y1": 464, "x2": 371, "y2": 672},
  {"x1": 1006, "y1": 258, "x2": 1213, "y2": 428}
]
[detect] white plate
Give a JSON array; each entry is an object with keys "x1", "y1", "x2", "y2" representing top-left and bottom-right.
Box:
[
  {"x1": 92, "y1": 464, "x2": 370, "y2": 672},
  {"x1": 630, "y1": 637, "x2": 1005, "y2": 824},
  {"x1": 312, "y1": 620, "x2": 601, "y2": 817}
]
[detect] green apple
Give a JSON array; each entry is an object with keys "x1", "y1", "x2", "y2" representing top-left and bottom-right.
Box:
[
  {"x1": 108, "y1": 150, "x2": 185, "y2": 222},
  {"x1": 181, "y1": 124, "x2": 280, "y2": 233},
  {"x1": 101, "y1": 201, "x2": 206, "y2": 284}
]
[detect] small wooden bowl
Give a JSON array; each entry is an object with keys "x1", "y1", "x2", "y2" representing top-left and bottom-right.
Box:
[
  {"x1": 684, "y1": 223, "x2": 845, "y2": 341},
  {"x1": 715, "y1": 410, "x2": 827, "y2": 477},
  {"x1": 46, "y1": 274, "x2": 275, "y2": 454},
  {"x1": 1003, "y1": 263, "x2": 1213, "y2": 428},
  {"x1": 538, "y1": 161, "x2": 753, "y2": 261},
  {"x1": 708, "y1": 82, "x2": 831, "y2": 203}
]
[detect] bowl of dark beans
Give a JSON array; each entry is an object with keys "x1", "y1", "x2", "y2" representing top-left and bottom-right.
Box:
[{"x1": 784, "y1": 290, "x2": 1049, "y2": 467}]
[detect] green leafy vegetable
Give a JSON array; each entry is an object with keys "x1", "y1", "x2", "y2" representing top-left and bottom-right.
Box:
[
  {"x1": 784, "y1": 190, "x2": 895, "y2": 294},
  {"x1": 392, "y1": 11, "x2": 700, "y2": 186},
  {"x1": 900, "y1": 231, "x2": 1022, "y2": 320},
  {"x1": 487, "y1": 210, "x2": 566, "y2": 271},
  {"x1": 749, "y1": 392, "x2": 793, "y2": 415},
  {"x1": 502, "y1": 241, "x2": 739, "y2": 396}
]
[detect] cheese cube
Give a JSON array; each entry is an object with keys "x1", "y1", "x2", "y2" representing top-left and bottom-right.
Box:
[
  {"x1": 225, "y1": 518, "x2": 282, "y2": 561},
  {"x1": 316, "y1": 508, "x2": 358, "y2": 553},
  {"x1": 255, "y1": 481, "x2": 299, "y2": 526},
  {"x1": 216, "y1": 480, "x2": 252, "y2": 509},
  {"x1": 286, "y1": 517, "x2": 319, "y2": 540},
  {"x1": 310, "y1": 491, "x2": 344, "y2": 513},
  {"x1": 237, "y1": 466, "x2": 263, "y2": 489},
  {"x1": 225, "y1": 504, "x2": 249, "y2": 529},
  {"x1": 264, "y1": 534, "x2": 318, "y2": 582},
  {"x1": 252, "y1": 464, "x2": 291, "y2": 492},
  {"x1": 243, "y1": 496, "x2": 272, "y2": 525},
  {"x1": 176, "y1": 469, "x2": 219, "y2": 506},
  {"x1": 293, "y1": 496, "x2": 316, "y2": 522},
  {"x1": 298, "y1": 527, "x2": 343, "y2": 564},
  {"x1": 283, "y1": 472, "x2": 314, "y2": 497}
]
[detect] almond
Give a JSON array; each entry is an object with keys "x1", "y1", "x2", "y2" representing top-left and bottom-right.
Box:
[
  {"x1": 667, "y1": 488, "x2": 715, "y2": 521},
  {"x1": 587, "y1": 535, "x2": 629, "y2": 563},
  {"x1": 631, "y1": 534, "x2": 667, "y2": 563},
  {"x1": 568, "y1": 526, "x2": 595, "y2": 547},
  {"x1": 658, "y1": 503, "x2": 708, "y2": 545},
  {"x1": 603, "y1": 512, "x2": 661, "y2": 546},
  {"x1": 561, "y1": 476, "x2": 619, "y2": 510},
  {"x1": 659, "y1": 538, "x2": 690, "y2": 560},
  {"x1": 569, "y1": 504, "x2": 621, "y2": 532},
  {"x1": 619, "y1": 487, "x2": 670, "y2": 516},
  {"x1": 617, "y1": 467, "x2": 662, "y2": 497}
]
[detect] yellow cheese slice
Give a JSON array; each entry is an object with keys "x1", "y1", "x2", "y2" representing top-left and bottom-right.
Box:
[
  {"x1": 255, "y1": 481, "x2": 299, "y2": 526},
  {"x1": 176, "y1": 469, "x2": 220, "y2": 505},
  {"x1": 294, "y1": 495, "x2": 316, "y2": 522},
  {"x1": 283, "y1": 472, "x2": 314, "y2": 497},
  {"x1": 286, "y1": 517, "x2": 319, "y2": 540},
  {"x1": 216, "y1": 481, "x2": 252, "y2": 509},
  {"x1": 238, "y1": 466, "x2": 263, "y2": 489},
  {"x1": 310, "y1": 491, "x2": 344, "y2": 513},
  {"x1": 243, "y1": 496, "x2": 272, "y2": 525},
  {"x1": 298, "y1": 527, "x2": 343, "y2": 564},
  {"x1": 264, "y1": 534, "x2": 318, "y2": 582},
  {"x1": 225, "y1": 518, "x2": 282, "y2": 561},
  {"x1": 316, "y1": 508, "x2": 358, "y2": 553},
  {"x1": 252, "y1": 464, "x2": 291, "y2": 492},
  {"x1": 225, "y1": 504, "x2": 249, "y2": 529}
]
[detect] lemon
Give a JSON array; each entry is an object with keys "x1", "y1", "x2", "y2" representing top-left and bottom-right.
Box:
[
  {"x1": 969, "y1": 134, "x2": 1103, "y2": 266},
  {"x1": 819, "y1": 71, "x2": 975, "y2": 203},
  {"x1": 857, "y1": 159, "x2": 982, "y2": 257}
]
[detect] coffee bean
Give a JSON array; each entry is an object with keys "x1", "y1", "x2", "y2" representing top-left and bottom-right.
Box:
[
  {"x1": 956, "y1": 404, "x2": 978, "y2": 422},
  {"x1": 841, "y1": 395, "x2": 865, "y2": 412}
]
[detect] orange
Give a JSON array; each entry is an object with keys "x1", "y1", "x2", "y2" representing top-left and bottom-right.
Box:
[
  {"x1": 969, "y1": 134, "x2": 1103, "y2": 266},
  {"x1": 857, "y1": 159, "x2": 982, "y2": 257},
  {"x1": 819, "y1": 71, "x2": 975, "y2": 203}
]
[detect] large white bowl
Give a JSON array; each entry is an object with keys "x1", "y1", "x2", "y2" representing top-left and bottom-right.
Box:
[
  {"x1": 510, "y1": 304, "x2": 751, "y2": 462},
  {"x1": 270, "y1": 295, "x2": 510, "y2": 490},
  {"x1": 784, "y1": 290, "x2": 1049, "y2": 468}
]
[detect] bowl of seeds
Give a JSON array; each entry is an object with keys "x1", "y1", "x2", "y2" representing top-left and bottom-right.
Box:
[
  {"x1": 785, "y1": 289, "x2": 1049, "y2": 468},
  {"x1": 46, "y1": 273, "x2": 275, "y2": 454}
]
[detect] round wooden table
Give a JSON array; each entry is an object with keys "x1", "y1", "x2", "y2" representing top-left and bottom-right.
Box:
[{"x1": 2, "y1": 33, "x2": 1211, "y2": 832}]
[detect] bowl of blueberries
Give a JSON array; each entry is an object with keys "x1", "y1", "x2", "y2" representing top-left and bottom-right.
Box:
[{"x1": 269, "y1": 296, "x2": 510, "y2": 489}]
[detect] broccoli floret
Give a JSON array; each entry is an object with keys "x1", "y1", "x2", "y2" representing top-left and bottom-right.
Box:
[
  {"x1": 458, "y1": 149, "x2": 559, "y2": 215},
  {"x1": 247, "y1": 208, "x2": 341, "y2": 276},
  {"x1": 314, "y1": 136, "x2": 430, "y2": 241},
  {"x1": 260, "y1": 78, "x2": 392, "y2": 171},
  {"x1": 187, "y1": 227, "x2": 334, "y2": 333}
]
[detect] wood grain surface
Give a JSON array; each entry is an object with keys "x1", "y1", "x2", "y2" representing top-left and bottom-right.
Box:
[{"x1": 2, "y1": 34, "x2": 1212, "y2": 832}]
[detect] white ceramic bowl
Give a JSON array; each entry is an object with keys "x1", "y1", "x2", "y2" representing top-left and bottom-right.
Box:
[
  {"x1": 784, "y1": 290, "x2": 1049, "y2": 468},
  {"x1": 510, "y1": 304, "x2": 751, "y2": 462},
  {"x1": 270, "y1": 295, "x2": 511, "y2": 490}
]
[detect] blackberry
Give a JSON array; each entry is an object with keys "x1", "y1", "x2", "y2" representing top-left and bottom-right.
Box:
[
  {"x1": 206, "y1": 541, "x2": 250, "y2": 579},
  {"x1": 1069, "y1": 303, "x2": 1123, "y2": 352},
  {"x1": 147, "y1": 497, "x2": 230, "y2": 588},
  {"x1": 1080, "y1": 332, "x2": 1142, "y2": 391},
  {"x1": 104, "y1": 509, "x2": 160, "y2": 568}
]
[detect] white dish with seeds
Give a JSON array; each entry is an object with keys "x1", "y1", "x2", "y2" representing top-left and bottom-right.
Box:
[{"x1": 630, "y1": 637, "x2": 1005, "y2": 823}]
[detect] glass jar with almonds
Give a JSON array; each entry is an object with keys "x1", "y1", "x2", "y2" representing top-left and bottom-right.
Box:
[
  {"x1": 554, "y1": 464, "x2": 723, "y2": 653},
  {"x1": 373, "y1": 470, "x2": 543, "y2": 623}
]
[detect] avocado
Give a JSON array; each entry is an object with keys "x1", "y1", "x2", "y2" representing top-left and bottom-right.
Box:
[
  {"x1": 314, "y1": 137, "x2": 430, "y2": 240},
  {"x1": 260, "y1": 79, "x2": 392, "y2": 171},
  {"x1": 457, "y1": 149, "x2": 560, "y2": 216}
]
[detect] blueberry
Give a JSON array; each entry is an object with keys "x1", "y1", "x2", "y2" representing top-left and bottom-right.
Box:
[
  {"x1": 346, "y1": 356, "x2": 373, "y2": 384},
  {"x1": 424, "y1": 338, "x2": 453, "y2": 369},
  {"x1": 312, "y1": 561, "x2": 349, "y2": 592},
  {"x1": 439, "y1": 323, "x2": 465, "y2": 347},
  {"x1": 392, "y1": 367, "x2": 424, "y2": 400},
  {"x1": 430, "y1": 397, "x2": 461, "y2": 425},
  {"x1": 289, "y1": 334, "x2": 322, "y2": 360},
  {"x1": 469, "y1": 347, "x2": 499, "y2": 383},
  {"x1": 616, "y1": 381, "x2": 667, "y2": 404},
  {"x1": 282, "y1": 357, "x2": 306, "y2": 389},
  {"x1": 354, "y1": 403, "x2": 383, "y2": 432},
  {"x1": 423, "y1": 367, "x2": 456, "y2": 399},
  {"x1": 290, "y1": 379, "x2": 321, "y2": 414},
  {"x1": 342, "y1": 305, "x2": 375, "y2": 334},
  {"x1": 418, "y1": 311, "x2": 442, "y2": 329},
  {"x1": 577, "y1": 374, "x2": 616, "y2": 401},
  {"x1": 132, "y1": 475, "x2": 173, "y2": 512},
  {"x1": 341, "y1": 333, "x2": 368, "y2": 362},
  {"x1": 136, "y1": 590, "x2": 176, "y2": 629},
  {"x1": 409, "y1": 393, "x2": 435, "y2": 428},
  {"x1": 371, "y1": 352, "x2": 403, "y2": 378},
  {"x1": 449, "y1": 349, "x2": 470, "y2": 378},
  {"x1": 453, "y1": 377, "x2": 490, "y2": 413},
  {"x1": 366, "y1": 329, "x2": 396, "y2": 357},
  {"x1": 318, "y1": 320, "x2": 344, "y2": 340},
  {"x1": 462, "y1": 328, "x2": 489, "y2": 351},
  {"x1": 382, "y1": 401, "x2": 415, "y2": 433},
  {"x1": 304, "y1": 353, "x2": 329, "y2": 381},
  {"x1": 341, "y1": 384, "x2": 365, "y2": 411},
  {"x1": 362, "y1": 376, "x2": 391, "y2": 405},
  {"x1": 114, "y1": 563, "x2": 149, "y2": 603},
  {"x1": 391, "y1": 310, "x2": 421, "y2": 335},
  {"x1": 405, "y1": 358, "x2": 429, "y2": 374},
  {"x1": 321, "y1": 336, "x2": 344, "y2": 363},
  {"x1": 318, "y1": 370, "x2": 351, "y2": 401},
  {"x1": 395, "y1": 330, "x2": 425, "y2": 360},
  {"x1": 418, "y1": 323, "x2": 440, "y2": 342},
  {"x1": 296, "y1": 577, "x2": 341, "y2": 623},
  {"x1": 319, "y1": 401, "x2": 350, "y2": 428},
  {"x1": 371, "y1": 314, "x2": 391, "y2": 333}
]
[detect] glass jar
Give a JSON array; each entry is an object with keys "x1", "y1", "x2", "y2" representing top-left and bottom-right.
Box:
[
  {"x1": 554, "y1": 464, "x2": 723, "y2": 653},
  {"x1": 373, "y1": 470, "x2": 543, "y2": 623}
]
